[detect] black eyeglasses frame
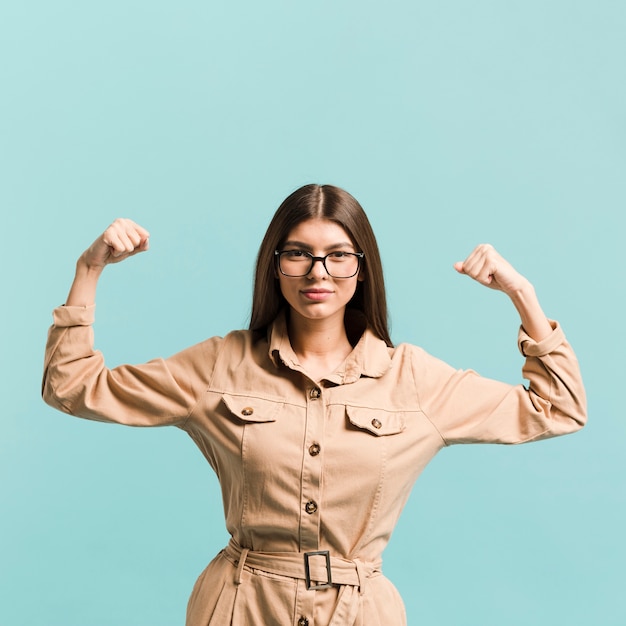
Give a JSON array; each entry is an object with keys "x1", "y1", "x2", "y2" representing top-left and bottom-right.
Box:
[{"x1": 274, "y1": 250, "x2": 365, "y2": 279}]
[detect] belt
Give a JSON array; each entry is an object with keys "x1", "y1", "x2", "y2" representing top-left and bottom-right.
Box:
[
  {"x1": 224, "y1": 539, "x2": 381, "y2": 590},
  {"x1": 222, "y1": 539, "x2": 382, "y2": 626},
  {"x1": 222, "y1": 539, "x2": 382, "y2": 625}
]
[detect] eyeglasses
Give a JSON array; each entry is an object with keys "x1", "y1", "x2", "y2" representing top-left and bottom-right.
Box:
[{"x1": 275, "y1": 250, "x2": 364, "y2": 278}]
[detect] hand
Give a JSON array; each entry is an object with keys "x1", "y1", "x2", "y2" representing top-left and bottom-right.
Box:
[
  {"x1": 453, "y1": 244, "x2": 553, "y2": 341},
  {"x1": 65, "y1": 219, "x2": 150, "y2": 306},
  {"x1": 453, "y1": 244, "x2": 529, "y2": 297},
  {"x1": 80, "y1": 218, "x2": 150, "y2": 270}
]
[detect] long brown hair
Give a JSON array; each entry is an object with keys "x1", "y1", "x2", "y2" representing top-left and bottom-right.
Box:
[{"x1": 249, "y1": 184, "x2": 392, "y2": 347}]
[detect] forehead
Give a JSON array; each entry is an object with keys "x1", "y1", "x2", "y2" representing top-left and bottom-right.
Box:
[{"x1": 284, "y1": 218, "x2": 354, "y2": 247}]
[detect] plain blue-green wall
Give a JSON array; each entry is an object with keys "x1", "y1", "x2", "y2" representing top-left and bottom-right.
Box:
[{"x1": 1, "y1": 1, "x2": 624, "y2": 624}]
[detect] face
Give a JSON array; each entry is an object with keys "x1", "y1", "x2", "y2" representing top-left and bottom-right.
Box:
[{"x1": 277, "y1": 218, "x2": 362, "y2": 326}]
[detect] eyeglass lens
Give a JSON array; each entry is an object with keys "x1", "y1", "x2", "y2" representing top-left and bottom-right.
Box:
[{"x1": 278, "y1": 251, "x2": 360, "y2": 278}]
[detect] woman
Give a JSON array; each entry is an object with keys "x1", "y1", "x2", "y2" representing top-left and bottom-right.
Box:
[{"x1": 43, "y1": 184, "x2": 587, "y2": 625}]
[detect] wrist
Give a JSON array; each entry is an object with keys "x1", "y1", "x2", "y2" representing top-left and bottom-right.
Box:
[
  {"x1": 506, "y1": 277, "x2": 536, "y2": 306},
  {"x1": 76, "y1": 255, "x2": 105, "y2": 278},
  {"x1": 508, "y1": 281, "x2": 552, "y2": 342},
  {"x1": 66, "y1": 257, "x2": 104, "y2": 307}
]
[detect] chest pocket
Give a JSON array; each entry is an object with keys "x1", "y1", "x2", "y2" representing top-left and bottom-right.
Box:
[
  {"x1": 222, "y1": 393, "x2": 281, "y2": 424},
  {"x1": 346, "y1": 406, "x2": 406, "y2": 436}
]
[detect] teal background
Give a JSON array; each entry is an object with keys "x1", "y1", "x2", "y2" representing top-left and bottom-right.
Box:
[{"x1": 2, "y1": 0, "x2": 624, "y2": 624}]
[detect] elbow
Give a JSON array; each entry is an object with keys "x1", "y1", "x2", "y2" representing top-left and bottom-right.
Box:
[
  {"x1": 41, "y1": 380, "x2": 62, "y2": 413},
  {"x1": 559, "y1": 398, "x2": 588, "y2": 435},
  {"x1": 41, "y1": 369, "x2": 54, "y2": 405},
  {"x1": 571, "y1": 405, "x2": 588, "y2": 431},
  {"x1": 569, "y1": 387, "x2": 588, "y2": 431},
  {"x1": 41, "y1": 368, "x2": 72, "y2": 415},
  {"x1": 533, "y1": 390, "x2": 587, "y2": 437}
]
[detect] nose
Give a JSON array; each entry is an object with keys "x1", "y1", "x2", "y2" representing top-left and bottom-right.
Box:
[{"x1": 307, "y1": 257, "x2": 328, "y2": 278}]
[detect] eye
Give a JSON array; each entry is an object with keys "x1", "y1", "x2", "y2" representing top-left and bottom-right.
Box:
[
  {"x1": 283, "y1": 250, "x2": 308, "y2": 259},
  {"x1": 328, "y1": 251, "x2": 350, "y2": 259}
]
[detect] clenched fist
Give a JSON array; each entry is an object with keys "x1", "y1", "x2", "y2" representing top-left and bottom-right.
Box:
[
  {"x1": 81, "y1": 218, "x2": 150, "y2": 269},
  {"x1": 454, "y1": 244, "x2": 529, "y2": 297}
]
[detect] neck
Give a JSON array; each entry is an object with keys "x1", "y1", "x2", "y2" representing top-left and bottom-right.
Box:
[{"x1": 287, "y1": 310, "x2": 353, "y2": 376}]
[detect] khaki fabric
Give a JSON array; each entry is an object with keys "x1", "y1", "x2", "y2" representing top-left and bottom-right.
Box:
[{"x1": 42, "y1": 306, "x2": 587, "y2": 625}]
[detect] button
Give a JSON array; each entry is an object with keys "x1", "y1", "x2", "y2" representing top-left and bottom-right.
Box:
[
  {"x1": 305, "y1": 500, "x2": 318, "y2": 514},
  {"x1": 371, "y1": 418, "x2": 382, "y2": 429},
  {"x1": 308, "y1": 443, "x2": 321, "y2": 456},
  {"x1": 298, "y1": 618, "x2": 309, "y2": 626},
  {"x1": 241, "y1": 407, "x2": 254, "y2": 416},
  {"x1": 309, "y1": 387, "x2": 321, "y2": 400}
]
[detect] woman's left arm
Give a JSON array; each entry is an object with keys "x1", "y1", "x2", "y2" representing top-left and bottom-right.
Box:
[
  {"x1": 454, "y1": 243, "x2": 552, "y2": 342},
  {"x1": 412, "y1": 244, "x2": 587, "y2": 444}
]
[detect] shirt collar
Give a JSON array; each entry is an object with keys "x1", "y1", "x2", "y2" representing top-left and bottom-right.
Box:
[{"x1": 267, "y1": 309, "x2": 391, "y2": 384}]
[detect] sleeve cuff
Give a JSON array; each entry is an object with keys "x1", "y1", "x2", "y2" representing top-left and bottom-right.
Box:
[
  {"x1": 517, "y1": 319, "x2": 565, "y2": 357},
  {"x1": 52, "y1": 304, "x2": 96, "y2": 327}
]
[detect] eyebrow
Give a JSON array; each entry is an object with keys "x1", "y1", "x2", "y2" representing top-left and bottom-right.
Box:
[{"x1": 282, "y1": 240, "x2": 355, "y2": 251}]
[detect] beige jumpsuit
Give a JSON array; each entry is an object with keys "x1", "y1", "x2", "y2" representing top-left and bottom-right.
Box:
[{"x1": 42, "y1": 305, "x2": 587, "y2": 625}]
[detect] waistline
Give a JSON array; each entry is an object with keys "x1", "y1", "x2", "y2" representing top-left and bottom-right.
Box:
[{"x1": 223, "y1": 538, "x2": 382, "y2": 592}]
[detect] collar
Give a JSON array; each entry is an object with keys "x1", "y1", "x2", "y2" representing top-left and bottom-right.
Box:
[{"x1": 267, "y1": 309, "x2": 391, "y2": 384}]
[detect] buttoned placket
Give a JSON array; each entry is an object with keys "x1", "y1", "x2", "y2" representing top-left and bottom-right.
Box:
[
  {"x1": 300, "y1": 383, "x2": 324, "y2": 550},
  {"x1": 294, "y1": 381, "x2": 326, "y2": 624},
  {"x1": 267, "y1": 315, "x2": 391, "y2": 626}
]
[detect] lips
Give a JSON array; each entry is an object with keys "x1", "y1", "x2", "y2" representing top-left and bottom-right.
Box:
[{"x1": 301, "y1": 288, "x2": 333, "y2": 301}]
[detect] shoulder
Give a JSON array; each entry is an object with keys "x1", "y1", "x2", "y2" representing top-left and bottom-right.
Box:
[
  {"x1": 204, "y1": 328, "x2": 270, "y2": 367},
  {"x1": 163, "y1": 329, "x2": 265, "y2": 384},
  {"x1": 388, "y1": 341, "x2": 459, "y2": 379},
  {"x1": 165, "y1": 328, "x2": 258, "y2": 365},
  {"x1": 389, "y1": 341, "x2": 442, "y2": 363}
]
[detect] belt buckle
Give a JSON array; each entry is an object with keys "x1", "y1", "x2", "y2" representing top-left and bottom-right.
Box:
[{"x1": 304, "y1": 550, "x2": 333, "y2": 590}]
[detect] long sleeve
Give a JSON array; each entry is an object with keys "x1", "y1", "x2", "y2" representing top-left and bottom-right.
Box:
[
  {"x1": 412, "y1": 320, "x2": 587, "y2": 445},
  {"x1": 42, "y1": 304, "x2": 222, "y2": 428}
]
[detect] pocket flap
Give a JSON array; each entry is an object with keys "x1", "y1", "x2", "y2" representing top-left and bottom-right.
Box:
[
  {"x1": 346, "y1": 406, "x2": 406, "y2": 436},
  {"x1": 222, "y1": 393, "x2": 281, "y2": 423}
]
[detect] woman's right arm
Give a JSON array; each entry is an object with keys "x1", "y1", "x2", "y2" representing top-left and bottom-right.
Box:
[{"x1": 43, "y1": 219, "x2": 216, "y2": 428}]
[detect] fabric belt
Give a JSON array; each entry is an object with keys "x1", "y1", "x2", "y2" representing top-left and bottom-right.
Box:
[{"x1": 222, "y1": 539, "x2": 383, "y2": 625}]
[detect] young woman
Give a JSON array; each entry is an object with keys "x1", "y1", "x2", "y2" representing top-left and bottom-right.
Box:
[{"x1": 43, "y1": 184, "x2": 587, "y2": 626}]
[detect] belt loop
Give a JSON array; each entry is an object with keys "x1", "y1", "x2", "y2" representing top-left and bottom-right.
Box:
[
  {"x1": 234, "y1": 548, "x2": 249, "y2": 585},
  {"x1": 354, "y1": 559, "x2": 367, "y2": 596}
]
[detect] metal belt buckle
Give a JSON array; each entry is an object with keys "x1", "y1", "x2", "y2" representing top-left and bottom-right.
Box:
[{"x1": 304, "y1": 550, "x2": 333, "y2": 590}]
